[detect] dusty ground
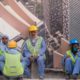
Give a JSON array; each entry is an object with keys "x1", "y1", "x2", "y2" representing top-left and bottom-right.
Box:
[
  {"x1": 23, "y1": 71, "x2": 65, "y2": 80},
  {"x1": 0, "y1": 71, "x2": 65, "y2": 80}
]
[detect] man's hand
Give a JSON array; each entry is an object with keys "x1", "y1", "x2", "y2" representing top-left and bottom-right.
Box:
[
  {"x1": 33, "y1": 56, "x2": 38, "y2": 59},
  {"x1": 29, "y1": 55, "x2": 38, "y2": 62},
  {"x1": 29, "y1": 56, "x2": 34, "y2": 62}
]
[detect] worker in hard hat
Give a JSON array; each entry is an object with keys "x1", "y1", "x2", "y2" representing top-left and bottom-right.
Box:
[
  {"x1": 62, "y1": 39, "x2": 80, "y2": 79},
  {"x1": 0, "y1": 35, "x2": 9, "y2": 75},
  {"x1": 0, "y1": 40, "x2": 24, "y2": 80},
  {"x1": 0, "y1": 35, "x2": 9, "y2": 54},
  {"x1": 22, "y1": 25, "x2": 46, "y2": 79}
]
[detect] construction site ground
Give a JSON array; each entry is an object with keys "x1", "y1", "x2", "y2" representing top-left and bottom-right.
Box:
[
  {"x1": 1, "y1": 70, "x2": 80, "y2": 80},
  {"x1": 0, "y1": 71, "x2": 65, "y2": 80},
  {"x1": 24, "y1": 72, "x2": 65, "y2": 80}
]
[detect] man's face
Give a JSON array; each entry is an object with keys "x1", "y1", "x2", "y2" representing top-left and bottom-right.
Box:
[
  {"x1": 2, "y1": 36, "x2": 8, "y2": 44},
  {"x1": 29, "y1": 31, "x2": 38, "y2": 37},
  {"x1": 71, "y1": 43, "x2": 79, "y2": 53}
]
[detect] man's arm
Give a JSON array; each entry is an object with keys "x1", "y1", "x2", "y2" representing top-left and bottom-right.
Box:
[
  {"x1": 0, "y1": 54, "x2": 5, "y2": 61},
  {"x1": 22, "y1": 42, "x2": 31, "y2": 58},
  {"x1": 38, "y1": 39, "x2": 46, "y2": 56},
  {"x1": 62, "y1": 54, "x2": 67, "y2": 66}
]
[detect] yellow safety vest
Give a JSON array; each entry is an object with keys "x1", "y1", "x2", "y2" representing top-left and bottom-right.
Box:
[
  {"x1": 3, "y1": 52, "x2": 24, "y2": 77},
  {"x1": 66, "y1": 50, "x2": 78, "y2": 64},
  {"x1": 26, "y1": 36, "x2": 43, "y2": 56},
  {"x1": 0, "y1": 49, "x2": 3, "y2": 56}
]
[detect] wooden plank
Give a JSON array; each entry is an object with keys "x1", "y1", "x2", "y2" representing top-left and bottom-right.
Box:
[{"x1": 45, "y1": 68, "x2": 63, "y2": 72}]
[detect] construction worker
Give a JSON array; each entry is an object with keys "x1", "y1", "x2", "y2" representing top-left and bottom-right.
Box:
[
  {"x1": 0, "y1": 35, "x2": 9, "y2": 75},
  {"x1": 0, "y1": 40, "x2": 24, "y2": 80},
  {"x1": 0, "y1": 35, "x2": 9, "y2": 54},
  {"x1": 62, "y1": 39, "x2": 80, "y2": 79},
  {"x1": 22, "y1": 25, "x2": 46, "y2": 79}
]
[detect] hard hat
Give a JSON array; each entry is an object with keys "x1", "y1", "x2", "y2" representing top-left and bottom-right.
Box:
[
  {"x1": 8, "y1": 40, "x2": 17, "y2": 48},
  {"x1": 70, "y1": 39, "x2": 79, "y2": 44},
  {"x1": 29, "y1": 25, "x2": 38, "y2": 31}
]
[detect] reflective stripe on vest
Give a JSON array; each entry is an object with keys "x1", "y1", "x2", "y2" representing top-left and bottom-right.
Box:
[
  {"x1": 26, "y1": 36, "x2": 43, "y2": 56},
  {"x1": 66, "y1": 50, "x2": 78, "y2": 64},
  {"x1": 3, "y1": 53, "x2": 24, "y2": 77}
]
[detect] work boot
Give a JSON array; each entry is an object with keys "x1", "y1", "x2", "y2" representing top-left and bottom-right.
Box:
[
  {"x1": 39, "y1": 75, "x2": 44, "y2": 80},
  {"x1": 4, "y1": 76, "x2": 10, "y2": 80},
  {"x1": 73, "y1": 74, "x2": 78, "y2": 80},
  {"x1": 17, "y1": 77, "x2": 23, "y2": 80},
  {"x1": 0, "y1": 71, "x2": 3, "y2": 75},
  {"x1": 65, "y1": 74, "x2": 70, "y2": 80}
]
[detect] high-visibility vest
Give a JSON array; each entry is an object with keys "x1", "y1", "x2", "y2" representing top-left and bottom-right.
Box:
[
  {"x1": 0, "y1": 49, "x2": 3, "y2": 56},
  {"x1": 66, "y1": 50, "x2": 78, "y2": 64},
  {"x1": 26, "y1": 36, "x2": 43, "y2": 56},
  {"x1": 3, "y1": 52, "x2": 24, "y2": 77}
]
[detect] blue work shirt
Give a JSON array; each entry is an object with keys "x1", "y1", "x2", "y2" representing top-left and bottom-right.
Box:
[
  {"x1": 22, "y1": 36, "x2": 46, "y2": 58},
  {"x1": 0, "y1": 42, "x2": 8, "y2": 52},
  {"x1": 62, "y1": 50, "x2": 80, "y2": 66}
]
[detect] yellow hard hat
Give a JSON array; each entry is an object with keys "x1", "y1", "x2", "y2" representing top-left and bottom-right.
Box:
[
  {"x1": 29, "y1": 25, "x2": 38, "y2": 31},
  {"x1": 8, "y1": 40, "x2": 17, "y2": 48}
]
